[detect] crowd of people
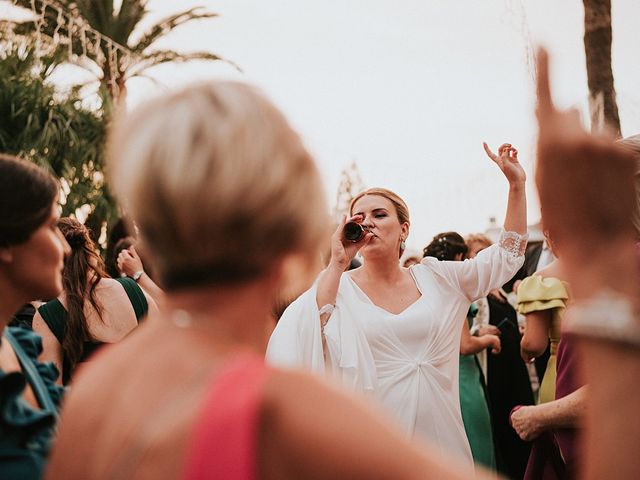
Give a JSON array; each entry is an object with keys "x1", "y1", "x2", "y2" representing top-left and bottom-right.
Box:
[{"x1": 0, "y1": 47, "x2": 639, "y2": 479}]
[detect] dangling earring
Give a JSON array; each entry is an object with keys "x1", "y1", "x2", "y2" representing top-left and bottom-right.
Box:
[{"x1": 400, "y1": 238, "x2": 406, "y2": 251}]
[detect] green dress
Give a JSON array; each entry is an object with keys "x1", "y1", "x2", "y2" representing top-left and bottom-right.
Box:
[
  {"x1": 459, "y1": 310, "x2": 496, "y2": 470},
  {"x1": 517, "y1": 275, "x2": 568, "y2": 404},
  {"x1": 0, "y1": 327, "x2": 64, "y2": 480}
]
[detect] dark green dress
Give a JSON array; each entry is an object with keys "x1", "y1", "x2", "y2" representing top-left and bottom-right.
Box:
[
  {"x1": 459, "y1": 310, "x2": 496, "y2": 470},
  {"x1": 0, "y1": 327, "x2": 64, "y2": 480},
  {"x1": 37, "y1": 277, "x2": 148, "y2": 385}
]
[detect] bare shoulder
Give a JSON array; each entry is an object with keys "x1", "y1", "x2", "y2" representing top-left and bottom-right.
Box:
[
  {"x1": 97, "y1": 277, "x2": 128, "y2": 292},
  {"x1": 536, "y1": 261, "x2": 561, "y2": 279}
]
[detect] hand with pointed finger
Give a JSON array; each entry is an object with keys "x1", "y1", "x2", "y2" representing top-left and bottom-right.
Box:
[
  {"x1": 483, "y1": 142, "x2": 526, "y2": 186},
  {"x1": 534, "y1": 47, "x2": 637, "y2": 302}
]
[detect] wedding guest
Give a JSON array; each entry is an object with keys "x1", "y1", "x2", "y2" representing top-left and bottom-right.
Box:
[{"x1": 0, "y1": 154, "x2": 67, "y2": 479}]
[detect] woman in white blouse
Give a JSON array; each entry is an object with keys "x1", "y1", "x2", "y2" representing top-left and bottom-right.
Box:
[{"x1": 267, "y1": 142, "x2": 527, "y2": 468}]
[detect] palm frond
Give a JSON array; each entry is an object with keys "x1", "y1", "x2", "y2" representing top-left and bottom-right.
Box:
[
  {"x1": 114, "y1": 0, "x2": 147, "y2": 42},
  {"x1": 126, "y1": 48, "x2": 239, "y2": 77},
  {"x1": 132, "y1": 7, "x2": 217, "y2": 53}
]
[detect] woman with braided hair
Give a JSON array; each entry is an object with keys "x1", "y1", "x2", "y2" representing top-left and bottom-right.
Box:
[
  {"x1": 422, "y1": 231, "x2": 468, "y2": 261},
  {"x1": 33, "y1": 218, "x2": 157, "y2": 384}
]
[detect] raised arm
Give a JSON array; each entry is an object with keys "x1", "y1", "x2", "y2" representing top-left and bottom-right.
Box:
[
  {"x1": 483, "y1": 142, "x2": 527, "y2": 235},
  {"x1": 117, "y1": 246, "x2": 164, "y2": 305},
  {"x1": 316, "y1": 216, "x2": 372, "y2": 315},
  {"x1": 534, "y1": 47, "x2": 640, "y2": 480}
]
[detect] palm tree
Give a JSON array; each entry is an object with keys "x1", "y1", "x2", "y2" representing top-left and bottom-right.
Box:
[
  {"x1": 0, "y1": 39, "x2": 114, "y2": 243},
  {"x1": 5, "y1": 0, "x2": 235, "y2": 101},
  {"x1": 582, "y1": 0, "x2": 621, "y2": 136}
]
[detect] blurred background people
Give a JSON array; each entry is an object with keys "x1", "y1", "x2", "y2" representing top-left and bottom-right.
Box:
[
  {"x1": 424, "y1": 231, "x2": 501, "y2": 471},
  {"x1": 466, "y1": 233, "x2": 535, "y2": 479}
]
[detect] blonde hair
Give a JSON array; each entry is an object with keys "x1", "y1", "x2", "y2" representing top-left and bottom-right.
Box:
[
  {"x1": 108, "y1": 81, "x2": 328, "y2": 289},
  {"x1": 349, "y1": 188, "x2": 410, "y2": 226}
]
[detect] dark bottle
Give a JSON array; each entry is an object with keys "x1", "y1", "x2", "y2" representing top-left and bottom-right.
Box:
[{"x1": 344, "y1": 221, "x2": 366, "y2": 242}]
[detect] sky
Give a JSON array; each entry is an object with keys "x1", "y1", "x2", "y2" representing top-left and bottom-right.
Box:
[{"x1": 4, "y1": 0, "x2": 640, "y2": 252}]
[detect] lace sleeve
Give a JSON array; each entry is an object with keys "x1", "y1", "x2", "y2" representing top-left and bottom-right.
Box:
[{"x1": 498, "y1": 229, "x2": 529, "y2": 259}]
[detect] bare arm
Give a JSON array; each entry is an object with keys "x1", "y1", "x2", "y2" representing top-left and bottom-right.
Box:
[
  {"x1": 32, "y1": 312, "x2": 63, "y2": 385},
  {"x1": 483, "y1": 142, "x2": 527, "y2": 235},
  {"x1": 316, "y1": 216, "x2": 372, "y2": 314},
  {"x1": 137, "y1": 273, "x2": 164, "y2": 306},
  {"x1": 510, "y1": 386, "x2": 587, "y2": 441},
  {"x1": 117, "y1": 246, "x2": 164, "y2": 305},
  {"x1": 520, "y1": 309, "x2": 552, "y2": 362},
  {"x1": 460, "y1": 320, "x2": 501, "y2": 356}
]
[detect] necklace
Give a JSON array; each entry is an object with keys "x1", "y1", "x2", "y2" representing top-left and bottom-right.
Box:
[{"x1": 171, "y1": 309, "x2": 193, "y2": 328}]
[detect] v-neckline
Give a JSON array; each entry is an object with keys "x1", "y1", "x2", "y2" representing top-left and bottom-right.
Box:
[{"x1": 347, "y1": 268, "x2": 424, "y2": 316}]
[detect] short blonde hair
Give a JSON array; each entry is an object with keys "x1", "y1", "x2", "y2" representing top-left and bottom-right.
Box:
[{"x1": 108, "y1": 81, "x2": 328, "y2": 289}]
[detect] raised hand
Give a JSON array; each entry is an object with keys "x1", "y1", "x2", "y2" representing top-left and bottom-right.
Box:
[
  {"x1": 117, "y1": 246, "x2": 144, "y2": 277},
  {"x1": 483, "y1": 142, "x2": 526, "y2": 185},
  {"x1": 534, "y1": 47, "x2": 637, "y2": 301}
]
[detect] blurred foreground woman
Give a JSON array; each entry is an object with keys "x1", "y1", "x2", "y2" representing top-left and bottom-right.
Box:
[
  {"x1": 45, "y1": 83, "x2": 485, "y2": 479},
  {"x1": 0, "y1": 154, "x2": 68, "y2": 479}
]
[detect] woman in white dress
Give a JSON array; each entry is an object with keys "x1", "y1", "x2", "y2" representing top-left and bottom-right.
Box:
[{"x1": 267, "y1": 142, "x2": 528, "y2": 468}]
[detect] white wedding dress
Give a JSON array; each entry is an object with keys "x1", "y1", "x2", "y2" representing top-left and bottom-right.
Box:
[{"x1": 266, "y1": 232, "x2": 526, "y2": 467}]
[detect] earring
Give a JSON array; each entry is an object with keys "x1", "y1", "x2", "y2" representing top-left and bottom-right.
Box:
[{"x1": 400, "y1": 239, "x2": 406, "y2": 251}]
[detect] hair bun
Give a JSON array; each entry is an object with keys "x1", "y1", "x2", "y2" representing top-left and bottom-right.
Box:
[{"x1": 66, "y1": 232, "x2": 85, "y2": 249}]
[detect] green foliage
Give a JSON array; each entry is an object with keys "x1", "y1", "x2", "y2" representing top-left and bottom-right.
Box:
[
  {"x1": 0, "y1": 41, "x2": 116, "y2": 244},
  {"x1": 4, "y1": 0, "x2": 235, "y2": 100}
]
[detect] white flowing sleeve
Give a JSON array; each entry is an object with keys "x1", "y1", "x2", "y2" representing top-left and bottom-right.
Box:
[
  {"x1": 422, "y1": 230, "x2": 528, "y2": 302},
  {"x1": 266, "y1": 277, "x2": 378, "y2": 394},
  {"x1": 266, "y1": 281, "x2": 326, "y2": 373}
]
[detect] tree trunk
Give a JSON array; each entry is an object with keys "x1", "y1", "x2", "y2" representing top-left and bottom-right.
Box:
[{"x1": 583, "y1": 0, "x2": 621, "y2": 136}]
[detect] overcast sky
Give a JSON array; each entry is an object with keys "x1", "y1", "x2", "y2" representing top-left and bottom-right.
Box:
[{"x1": 4, "y1": 0, "x2": 640, "y2": 251}]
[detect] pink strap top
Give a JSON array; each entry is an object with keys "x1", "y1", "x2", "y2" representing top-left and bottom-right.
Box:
[{"x1": 182, "y1": 353, "x2": 269, "y2": 480}]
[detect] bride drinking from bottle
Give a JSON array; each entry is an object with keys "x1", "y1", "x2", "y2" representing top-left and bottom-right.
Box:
[{"x1": 267, "y1": 142, "x2": 528, "y2": 467}]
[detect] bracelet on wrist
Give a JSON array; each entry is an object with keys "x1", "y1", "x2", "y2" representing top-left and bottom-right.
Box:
[
  {"x1": 131, "y1": 270, "x2": 144, "y2": 282},
  {"x1": 565, "y1": 291, "x2": 640, "y2": 349}
]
